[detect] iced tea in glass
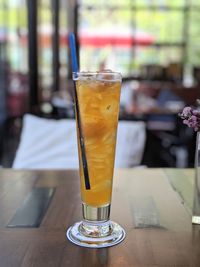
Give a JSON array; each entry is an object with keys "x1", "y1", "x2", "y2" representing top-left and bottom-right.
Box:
[{"x1": 66, "y1": 71, "x2": 125, "y2": 248}]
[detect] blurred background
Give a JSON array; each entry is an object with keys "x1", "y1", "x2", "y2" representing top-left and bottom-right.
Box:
[{"x1": 0, "y1": 0, "x2": 200, "y2": 168}]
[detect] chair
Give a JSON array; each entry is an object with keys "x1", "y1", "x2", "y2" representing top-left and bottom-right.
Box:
[{"x1": 13, "y1": 114, "x2": 146, "y2": 169}]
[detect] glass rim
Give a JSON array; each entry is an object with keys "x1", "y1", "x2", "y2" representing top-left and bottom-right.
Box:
[
  {"x1": 72, "y1": 71, "x2": 122, "y2": 81},
  {"x1": 73, "y1": 71, "x2": 121, "y2": 75}
]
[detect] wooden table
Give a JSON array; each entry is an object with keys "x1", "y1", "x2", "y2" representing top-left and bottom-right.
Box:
[{"x1": 0, "y1": 168, "x2": 199, "y2": 267}]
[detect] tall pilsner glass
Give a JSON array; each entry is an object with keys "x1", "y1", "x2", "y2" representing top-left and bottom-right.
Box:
[{"x1": 66, "y1": 71, "x2": 125, "y2": 248}]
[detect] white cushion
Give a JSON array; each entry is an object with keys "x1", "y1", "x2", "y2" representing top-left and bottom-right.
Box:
[
  {"x1": 115, "y1": 121, "x2": 146, "y2": 167},
  {"x1": 13, "y1": 114, "x2": 146, "y2": 169},
  {"x1": 13, "y1": 115, "x2": 79, "y2": 169}
]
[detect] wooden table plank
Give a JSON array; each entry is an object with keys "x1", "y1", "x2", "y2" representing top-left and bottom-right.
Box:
[
  {"x1": 0, "y1": 168, "x2": 199, "y2": 267},
  {"x1": 164, "y1": 168, "x2": 194, "y2": 214}
]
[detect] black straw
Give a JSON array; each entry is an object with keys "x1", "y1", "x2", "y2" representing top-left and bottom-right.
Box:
[{"x1": 73, "y1": 86, "x2": 91, "y2": 190}]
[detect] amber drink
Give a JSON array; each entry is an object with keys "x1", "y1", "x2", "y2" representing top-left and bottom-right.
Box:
[{"x1": 67, "y1": 71, "x2": 125, "y2": 248}]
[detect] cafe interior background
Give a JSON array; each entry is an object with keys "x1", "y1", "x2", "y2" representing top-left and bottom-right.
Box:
[{"x1": 0, "y1": 0, "x2": 200, "y2": 169}]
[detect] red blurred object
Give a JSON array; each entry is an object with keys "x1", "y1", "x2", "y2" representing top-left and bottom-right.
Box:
[
  {"x1": 19, "y1": 29, "x2": 155, "y2": 48},
  {"x1": 79, "y1": 33, "x2": 155, "y2": 47}
]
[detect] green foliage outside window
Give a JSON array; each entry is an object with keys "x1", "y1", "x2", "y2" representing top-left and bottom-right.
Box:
[{"x1": 79, "y1": 0, "x2": 200, "y2": 77}]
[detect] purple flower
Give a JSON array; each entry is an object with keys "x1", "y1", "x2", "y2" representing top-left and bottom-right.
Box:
[
  {"x1": 181, "y1": 106, "x2": 192, "y2": 117},
  {"x1": 179, "y1": 104, "x2": 200, "y2": 132},
  {"x1": 188, "y1": 115, "x2": 198, "y2": 127},
  {"x1": 193, "y1": 110, "x2": 200, "y2": 116}
]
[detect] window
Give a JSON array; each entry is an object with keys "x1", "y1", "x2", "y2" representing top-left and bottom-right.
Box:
[
  {"x1": 77, "y1": 0, "x2": 200, "y2": 81},
  {"x1": 38, "y1": 0, "x2": 68, "y2": 94},
  {"x1": 0, "y1": 0, "x2": 28, "y2": 117}
]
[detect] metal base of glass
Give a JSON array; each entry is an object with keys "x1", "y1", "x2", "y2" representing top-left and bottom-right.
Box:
[{"x1": 66, "y1": 220, "x2": 125, "y2": 248}]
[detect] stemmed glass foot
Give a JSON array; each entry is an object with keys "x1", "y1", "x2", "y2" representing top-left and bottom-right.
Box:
[{"x1": 67, "y1": 220, "x2": 125, "y2": 248}]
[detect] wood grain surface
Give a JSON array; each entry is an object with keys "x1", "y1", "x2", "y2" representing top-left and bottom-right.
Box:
[{"x1": 0, "y1": 168, "x2": 199, "y2": 267}]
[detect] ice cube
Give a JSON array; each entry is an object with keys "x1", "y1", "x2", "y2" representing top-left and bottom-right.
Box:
[{"x1": 96, "y1": 70, "x2": 117, "y2": 82}]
